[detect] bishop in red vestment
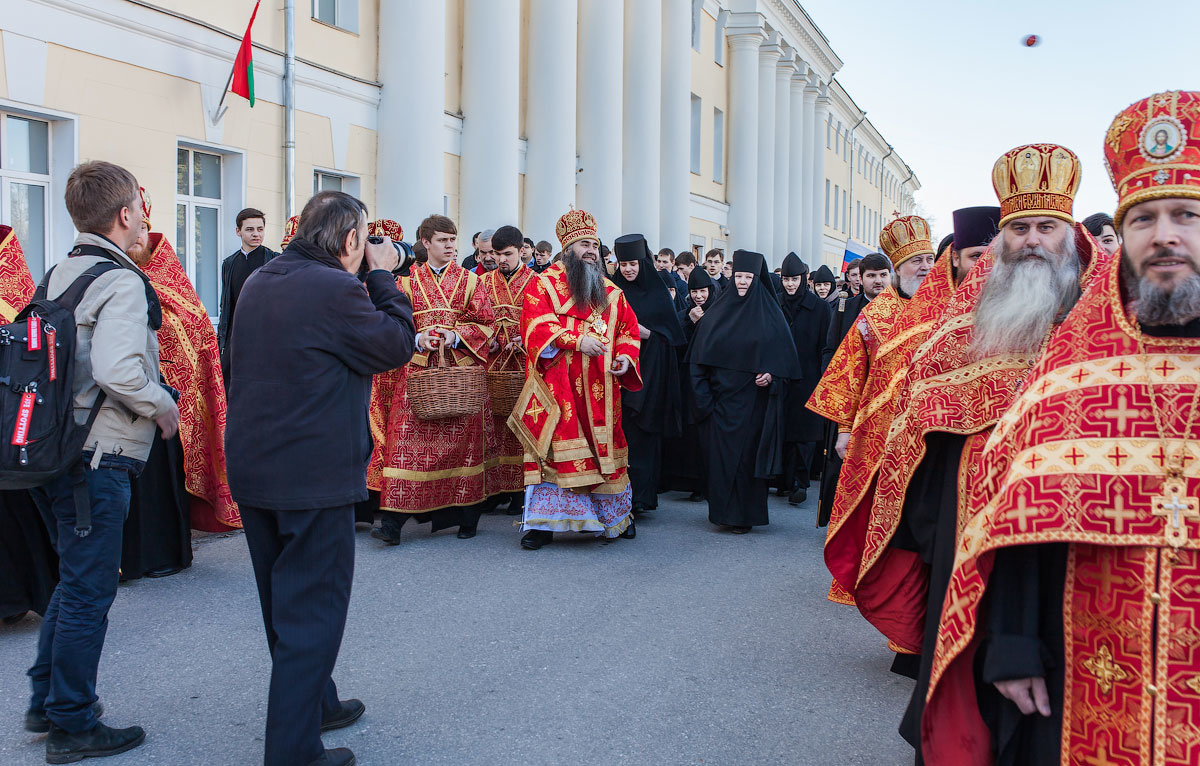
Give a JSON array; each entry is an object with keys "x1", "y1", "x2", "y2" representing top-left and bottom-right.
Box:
[{"x1": 510, "y1": 210, "x2": 642, "y2": 550}]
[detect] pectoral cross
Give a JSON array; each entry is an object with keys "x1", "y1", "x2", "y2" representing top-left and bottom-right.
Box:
[{"x1": 1151, "y1": 478, "x2": 1199, "y2": 548}]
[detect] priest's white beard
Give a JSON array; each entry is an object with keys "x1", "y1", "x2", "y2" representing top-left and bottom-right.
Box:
[
  {"x1": 971, "y1": 231, "x2": 1080, "y2": 357},
  {"x1": 563, "y1": 246, "x2": 607, "y2": 312},
  {"x1": 1131, "y1": 249, "x2": 1200, "y2": 325},
  {"x1": 897, "y1": 273, "x2": 924, "y2": 298}
]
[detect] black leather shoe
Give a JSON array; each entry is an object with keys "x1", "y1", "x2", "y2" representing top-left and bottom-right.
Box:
[
  {"x1": 45, "y1": 721, "x2": 145, "y2": 764},
  {"x1": 620, "y1": 520, "x2": 637, "y2": 539},
  {"x1": 308, "y1": 748, "x2": 355, "y2": 766},
  {"x1": 788, "y1": 487, "x2": 807, "y2": 506},
  {"x1": 457, "y1": 525, "x2": 477, "y2": 539},
  {"x1": 687, "y1": 491, "x2": 703, "y2": 502},
  {"x1": 321, "y1": 699, "x2": 365, "y2": 732},
  {"x1": 25, "y1": 703, "x2": 104, "y2": 734},
  {"x1": 145, "y1": 566, "x2": 183, "y2": 578},
  {"x1": 521, "y1": 530, "x2": 552, "y2": 550},
  {"x1": 730, "y1": 526, "x2": 751, "y2": 534},
  {"x1": 369, "y1": 527, "x2": 401, "y2": 546}
]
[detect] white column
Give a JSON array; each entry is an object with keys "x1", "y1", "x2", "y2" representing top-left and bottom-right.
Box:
[
  {"x1": 771, "y1": 50, "x2": 793, "y2": 265},
  {"x1": 577, "y1": 0, "x2": 624, "y2": 243},
  {"x1": 524, "y1": 0, "x2": 577, "y2": 242},
  {"x1": 810, "y1": 83, "x2": 831, "y2": 269},
  {"x1": 788, "y1": 64, "x2": 808, "y2": 257},
  {"x1": 622, "y1": 0, "x2": 662, "y2": 244},
  {"x1": 659, "y1": 0, "x2": 692, "y2": 252},
  {"x1": 724, "y1": 17, "x2": 764, "y2": 254},
  {"x1": 755, "y1": 34, "x2": 780, "y2": 256},
  {"x1": 800, "y1": 78, "x2": 818, "y2": 264},
  {"x1": 377, "y1": 0, "x2": 445, "y2": 228},
  {"x1": 460, "y1": 0, "x2": 521, "y2": 234}
]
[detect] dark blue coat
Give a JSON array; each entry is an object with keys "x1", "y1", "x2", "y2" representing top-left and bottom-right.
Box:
[{"x1": 225, "y1": 240, "x2": 416, "y2": 510}]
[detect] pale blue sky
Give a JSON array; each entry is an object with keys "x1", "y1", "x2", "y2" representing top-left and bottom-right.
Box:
[{"x1": 800, "y1": 0, "x2": 1200, "y2": 240}]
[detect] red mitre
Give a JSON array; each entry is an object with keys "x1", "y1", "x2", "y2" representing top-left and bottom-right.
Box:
[
  {"x1": 555, "y1": 209, "x2": 599, "y2": 251},
  {"x1": 281, "y1": 215, "x2": 300, "y2": 249},
  {"x1": 991, "y1": 143, "x2": 1081, "y2": 228},
  {"x1": 1104, "y1": 90, "x2": 1200, "y2": 227},
  {"x1": 369, "y1": 219, "x2": 403, "y2": 241}
]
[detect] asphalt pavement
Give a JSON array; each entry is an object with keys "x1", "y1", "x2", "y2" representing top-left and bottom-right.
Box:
[{"x1": 1, "y1": 489, "x2": 916, "y2": 765}]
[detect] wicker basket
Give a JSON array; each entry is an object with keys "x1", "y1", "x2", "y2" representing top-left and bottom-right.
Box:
[
  {"x1": 408, "y1": 342, "x2": 486, "y2": 421},
  {"x1": 487, "y1": 348, "x2": 525, "y2": 418}
]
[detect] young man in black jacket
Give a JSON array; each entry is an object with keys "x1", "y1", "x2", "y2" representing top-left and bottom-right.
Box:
[
  {"x1": 217, "y1": 208, "x2": 279, "y2": 383},
  {"x1": 225, "y1": 191, "x2": 416, "y2": 766}
]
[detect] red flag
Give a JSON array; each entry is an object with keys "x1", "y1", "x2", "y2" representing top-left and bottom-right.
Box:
[{"x1": 230, "y1": 0, "x2": 260, "y2": 106}]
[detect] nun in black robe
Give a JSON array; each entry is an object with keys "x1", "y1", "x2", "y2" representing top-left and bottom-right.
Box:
[
  {"x1": 660, "y1": 268, "x2": 720, "y2": 497},
  {"x1": 611, "y1": 235, "x2": 685, "y2": 513},
  {"x1": 776, "y1": 253, "x2": 832, "y2": 504},
  {"x1": 0, "y1": 490, "x2": 57, "y2": 622},
  {"x1": 687, "y1": 250, "x2": 800, "y2": 533}
]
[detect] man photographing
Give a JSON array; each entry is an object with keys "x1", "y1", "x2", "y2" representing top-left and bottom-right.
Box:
[{"x1": 225, "y1": 190, "x2": 416, "y2": 766}]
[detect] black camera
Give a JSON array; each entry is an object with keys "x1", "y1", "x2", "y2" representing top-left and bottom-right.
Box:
[{"x1": 360, "y1": 235, "x2": 416, "y2": 279}]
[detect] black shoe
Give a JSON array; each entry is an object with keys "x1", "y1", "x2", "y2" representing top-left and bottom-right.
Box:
[
  {"x1": 144, "y1": 566, "x2": 183, "y2": 578},
  {"x1": 321, "y1": 699, "x2": 365, "y2": 732},
  {"x1": 788, "y1": 487, "x2": 808, "y2": 506},
  {"x1": 26, "y1": 703, "x2": 104, "y2": 734},
  {"x1": 457, "y1": 525, "x2": 477, "y2": 539},
  {"x1": 3, "y1": 610, "x2": 29, "y2": 625},
  {"x1": 370, "y1": 527, "x2": 401, "y2": 546},
  {"x1": 687, "y1": 491, "x2": 703, "y2": 502},
  {"x1": 308, "y1": 748, "x2": 356, "y2": 766},
  {"x1": 521, "y1": 530, "x2": 552, "y2": 550},
  {"x1": 730, "y1": 526, "x2": 751, "y2": 534},
  {"x1": 620, "y1": 520, "x2": 637, "y2": 539},
  {"x1": 45, "y1": 721, "x2": 145, "y2": 764}
]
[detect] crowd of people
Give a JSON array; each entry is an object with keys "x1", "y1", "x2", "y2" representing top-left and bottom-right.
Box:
[{"x1": 0, "y1": 87, "x2": 1197, "y2": 766}]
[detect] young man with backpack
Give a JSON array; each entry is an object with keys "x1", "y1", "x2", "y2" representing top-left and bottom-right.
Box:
[{"x1": 21, "y1": 161, "x2": 179, "y2": 763}]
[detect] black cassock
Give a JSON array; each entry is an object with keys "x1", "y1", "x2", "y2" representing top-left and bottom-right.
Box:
[
  {"x1": 0, "y1": 490, "x2": 57, "y2": 620},
  {"x1": 777, "y1": 265, "x2": 832, "y2": 495},
  {"x1": 660, "y1": 273, "x2": 719, "y2": 496},
  {"x1": 816, "y1": 291, "x2": 871, "y2": 525},
  {"x1": 121, "y1": 430, "x2": 193, "y2": 581}
]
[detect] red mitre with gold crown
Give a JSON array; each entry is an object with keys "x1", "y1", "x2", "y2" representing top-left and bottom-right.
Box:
[
  {"x1": 991, "y1": 143, "x2": 1081, "y2": 227},
  {"x1": 1104, "y1": 90, "x2": 1200, "y2": 227},
  {"x1": 879, "y1": 215, "x2": 933, "y2": 267},
  {"x1": 281, "y1": 215, "x2": 300, "y2": 249},
  {"x1": 139, "y1": 187, "x2": 153, "y2": 229},
  {"x1": 556, "y1": 208, "x2": 599, "y2": 251},
  {"x1": 369, "y1": 219, "x2": 403, "y2": 241}
]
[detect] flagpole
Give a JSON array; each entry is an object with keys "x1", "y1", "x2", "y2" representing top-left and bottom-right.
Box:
[
  {"x1": 284, "y1": 0, "x2": 296, "y2": 221},
  {"x1": 211, "y1": 60, "x2": 237, "y2": 125}
]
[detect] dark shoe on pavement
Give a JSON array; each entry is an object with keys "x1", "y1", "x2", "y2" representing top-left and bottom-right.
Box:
[
  {"x1": 26, "y1": 703, "x2": 104, "y2": 734},
  {"x1": 521, "y1": 530, "x2": 552, "y2": 550},
  {"x1": 788, "y1": 487, "x2": 808, "y2": 506},
  {"x1": 308, "y1": 748, "x2": 356, "y2": 766},
  {"x1": 620, "y1": 520, "x2": 637, "y2": 539},
  {"x1": 320, "y1": 699, "x2": 365, "y2": 732},
  {"x1": 45, "y1": 721, "x2": 144, "y2": 764},
  {"x1": 730, "y1": 526, "x2": 751, "y2": 534},
  {"x1": 144, "y1": 566, "x2": 183, "y2": 578},
  {"x1": 457, "y1": 525, "x2": 477, "y2": 539},
  {"x1": 370, "y1": 527, "x2": 401, "y2": 546},
  {"x1": 687, "y1": 491, "x2": 703, "y2": 502}
]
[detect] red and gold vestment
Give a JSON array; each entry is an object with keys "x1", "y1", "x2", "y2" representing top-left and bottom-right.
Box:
[
  {"x1": 368, "y1": 261, "x2": 498, "y2": 512},
  {"x1": 0, "y1": 226, "x2": 35, "y2": 323},
  {"x1": 140, "y1": 233, "x2": 239, "y2": 530},
  {"x1": 923, "y1": 251, "x2": 1200, "y2": 766},
  {"x1": 509, "y1": 262, "x2": 642, "y2": 494},
  {"x1": 481, "y1": 264, "x2": 536, "y2": 495}
]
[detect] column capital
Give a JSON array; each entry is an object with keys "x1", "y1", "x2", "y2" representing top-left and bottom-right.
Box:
[
  {"x1": 776, "y1": 48, "x2": 797, "y2": 77},
  {"x1": 759, "y1": 30, "x2": 782, "y2": 63},
  {"x1": 725, "y1": 11, "x2": 765, "y2": 47}
]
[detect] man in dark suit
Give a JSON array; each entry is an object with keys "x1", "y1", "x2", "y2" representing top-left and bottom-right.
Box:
[
  {"x1": 226, "y1": 191, "x2": 416, "y2": 766},
  {"x1": 217, "y1": 208, "x2": 279, "y2": 383}
]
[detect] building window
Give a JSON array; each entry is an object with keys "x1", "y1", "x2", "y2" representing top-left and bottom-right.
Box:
[
  {"x1": 313, "y1": 170, "x2": 362, "y2": 199},
  {"x1": 690, "y1": 94, "x2": 702, "y2": 175},
  {"x1": 824, "y1": 179, "x2": 830, "y2": 225},
  {"x1": 312, "y1": 0, "x2": 358, "y2": 33},
  {"x1": 714, "y1": 10, "x2": 729, "y2": 65},
  {"x1": 691, "y1": 0, "x2": 703, "y2": 51},
  {"x1": 835, "y1": 126, "x2": 841, "y2": 155},
  {"x1": 0, "y1": 114, "x2": 51, "y2": 281},
  {"x1": 176, "y1": 147, "x2": 224, "y2": 316},
  {"x1": 833, "y1": 185, "x2": 839, "y2": 229},
  {"x1": 826, "y1": 116, "x2": 832, "y2": 149},
  {"x1": 855, "y1": 201, "x2": 860, "y2": 239},
  {"x1": 712, "y1": 107, "x2": 724, "y2": 183}
]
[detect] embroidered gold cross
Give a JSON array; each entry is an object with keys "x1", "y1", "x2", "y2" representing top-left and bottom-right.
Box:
[
  {"x1": 1100, "y1": 492, "x2": 1137, "y2": 534},
  {"x1": 1007, "y1": 494, "x2": 1041, "y2": 533},
  {"x1": 1081, "y1": 643, "x2": 1128, "y2": 695},
  {"x1": 1100, "y1": 393, "x2": 1142, "y2": 432},
  {"x1": 526, "y1": 398, "x2": 546, "y2": 419},
  {"x1": 1151, "y1": 478, "x2": 1199, "y2": 548}
]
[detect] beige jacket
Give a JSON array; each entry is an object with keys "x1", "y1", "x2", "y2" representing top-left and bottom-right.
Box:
[{"x1": 47, "y1": 233, "x2": 176, "y2": 464}]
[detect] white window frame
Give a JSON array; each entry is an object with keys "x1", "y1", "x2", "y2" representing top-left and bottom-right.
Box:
[
  {"x1": 714, "y1": 10, "x2": 729, "y2": 66},
  {"x1": 691, "y1": 0, "x2": 704, "y2": 51},
  {"x1": 824, "y1": 179, "x2": 830, "y2": 225},
  {"x1": 0, "y1": 113, "x2": 51, "y2": 280},
  {"x1": 312, "y1": 0, "x2": 358, "y2": 34},
  {"x1": 175, "y1": 140, "x2": 246, "y2": 322},
  {"x1": 689, "y1": 94, "x2": 702, "y2": 175},
  {"x1": 712, "y1": 107, "x2": 724, "y2": 184},
  {"x1": 312, "y1": 168, "x2": 362, "y2": 201}
]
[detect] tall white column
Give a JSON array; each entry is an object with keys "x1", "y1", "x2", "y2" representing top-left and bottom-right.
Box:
[
  {"x1": 659, "y1": 0, "x2": 692, "y2": 252},
  {"x1": 810, "y1": 83, "x2": 831, "y2": 269},
  {"x1": 377, "y1": 0, "x2": 445, "y2": 228},
  {"x1": 800, "y1": 78, "x2": 818, "y2": 265},
  {"x1": 460, "y1": 0, "x2": 521, "y2": 235},
  {"x1": 788, "y1": 65, "x2": 808, "y2": 258},
  {"x1": 524, "y1": 0, "x2": 577, "y2": 242},
  {"x1": 622, "y1": 0, "x2": 662, "y2": 244},
  {"x1": 577, "y1": 0, "x2": 624, "y2": 243},
  {"x1": 771, "y1": 51, "x2": 793, "y2": 265},
  {"x1": 724, "y1": 16, "x2": 764, "y2": 254},
  {"x1": 755, "y1": 34, "x2": 780, "y2": 256}
]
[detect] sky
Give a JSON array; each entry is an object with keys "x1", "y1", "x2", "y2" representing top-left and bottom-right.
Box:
[{"x1": 798, "y1": 0, "x2": 1200, "y2": 242}]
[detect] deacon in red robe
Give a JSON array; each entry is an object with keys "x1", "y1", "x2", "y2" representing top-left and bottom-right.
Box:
[
  {"x1": 510, "y1": 209, "x2": 642, "y2": 550},
  {"x1": 480, "y1": 225, "x2": 536, "y2": 516},
  {"x1": 368, "y1": 214, "x2": 498, "y2": 543},
  {"x1": 924, "y1": 92, "x2": 1200, "y2": 766}
]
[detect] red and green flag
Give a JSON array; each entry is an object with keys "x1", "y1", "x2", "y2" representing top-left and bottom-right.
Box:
[{"x1": 230, "y1": 0, "x2": 261, "y2": 106}]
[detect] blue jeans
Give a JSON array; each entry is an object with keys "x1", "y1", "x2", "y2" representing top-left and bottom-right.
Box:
[{"x1": 27, "y1": 455, "x2": 142, "y2": 733}]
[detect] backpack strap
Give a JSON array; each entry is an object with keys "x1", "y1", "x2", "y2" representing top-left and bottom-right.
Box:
[
  {"x1": 69, "y1": 390, "x2": 109, "y2": 538},
  {"x1": 52, "y1": 263, "x2": 123, "y2": 314}
]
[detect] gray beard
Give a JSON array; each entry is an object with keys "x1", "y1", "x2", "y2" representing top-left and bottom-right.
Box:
[
  {"x1": 898, "y1": 274, "x2": 924, "y2": 298},
  {"x1": 564, "y1": 252, "x2": 607, "y2": 312},
  {"x1": 1130, "y1": 249, "x2": 1200, "y2": 326},
  {"x1": 971, "y1": 233, "x2": 1081, "y2": 358}
]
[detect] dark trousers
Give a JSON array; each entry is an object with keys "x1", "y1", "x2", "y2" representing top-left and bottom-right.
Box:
[
  {"x1": 779, "y1": 441, "x2": 816, "y2": 492},
  {"x1": 241, "y1": 504, "x2": 355, "y2": 766},
  {"x1": 28, "y1": 460, "x2": 139, "y2": 733}
]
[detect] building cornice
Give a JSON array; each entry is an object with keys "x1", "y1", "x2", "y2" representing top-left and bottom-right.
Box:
[{"x1": 758, "y1": 0, "x2": 840, "y2": 79}]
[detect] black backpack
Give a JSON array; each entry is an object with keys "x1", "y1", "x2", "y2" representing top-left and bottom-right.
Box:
[{"x1": 0, "y1": 261, "x2": 122, "y2": 536}]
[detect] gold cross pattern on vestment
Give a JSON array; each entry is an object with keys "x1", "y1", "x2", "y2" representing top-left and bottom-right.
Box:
[
  {"x1": 526, "y1": 397, "x2": 546, "y2": 419},
  {"x1": 1151, "y1": 477, "x2": 1200, "y2": 548}
]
